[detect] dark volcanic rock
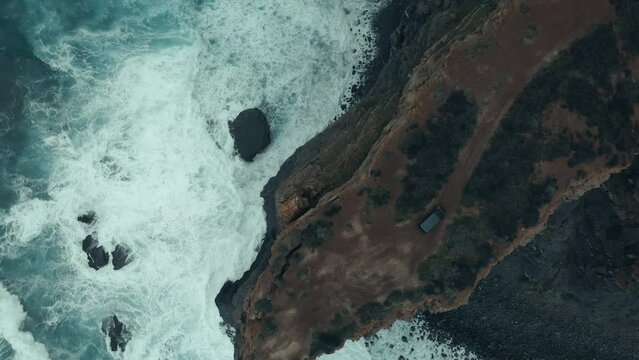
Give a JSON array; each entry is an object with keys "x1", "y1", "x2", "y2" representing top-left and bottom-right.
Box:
[
  {"x1": 102, "y1": 315, "x2": 131, "y2": 352},
  {"x1": 229, "y1": 109, "x2": 271, "y2": 162},
  {"x1": 77, "y1": 211, "x2": 96, "y2": 225},
  {"x1": 82, "y1": 235, "x2": 109, "y2": 270},
  {"x1": 112, "y1": 244, "x2": 131, "y2": 270},
  {"x1": 424, "y1": 160, "x2": 639, "y2": 360}
]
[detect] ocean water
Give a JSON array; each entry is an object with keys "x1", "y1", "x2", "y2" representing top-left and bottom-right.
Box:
[
  {"x1": 0, "y1": 0, "x2": 475, "y2": 359},
  {"x1": 326, "y1": 317, "x2": 477, "y2": 360}
]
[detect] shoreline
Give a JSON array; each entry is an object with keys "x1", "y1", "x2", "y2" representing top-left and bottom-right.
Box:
[
  {"x1": 214, "y1": 0, "x2": 410, "y2": 340},
  {"x1": 422, "y1": 159, "x2": 639, "y2": 359}
]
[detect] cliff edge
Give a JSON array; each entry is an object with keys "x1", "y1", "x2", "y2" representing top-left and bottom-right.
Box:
[{"x1": 219, "y1": 0, "x2": 639, "y2": 359}]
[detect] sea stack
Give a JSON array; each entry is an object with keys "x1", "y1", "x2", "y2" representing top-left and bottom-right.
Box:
[
  {"x1": 102, "y1": 315, "x2": 131, "y2": 352},
  {"x1": 82, "y1": 235, "x2": 109, "y2": 270},
  {"x1": 229, "y1": 108, "x2": 271, "y2": 162}
]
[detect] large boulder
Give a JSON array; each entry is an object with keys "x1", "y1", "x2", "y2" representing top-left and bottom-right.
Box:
[
  {"x1": 77, "y1": 211, "x2": 96, "y2": 225},
  {"x1": 111, "y1": 245, "x2": 132, "y2": 270},
  {"x1": 82, "y1": 235, "x2": 109, "y2": 270},
  {"x1": 102, "y1": 315, "x2": 131, "y2": 352},
  {"x1": 229, "y1": 109, "x2": 271, "y2": 161}
]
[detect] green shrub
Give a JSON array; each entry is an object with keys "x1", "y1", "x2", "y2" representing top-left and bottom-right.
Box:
[
  {"x1": 300, "y1": 220, "x2": 334, "y2": 248},
  {"x1": 323, "y1": 204, "x2": 342, "y2": 217},
  {"x1": 616, "y1": 0, "x2": 639, "y2": 54},
  {"x1": 462, "y1": 25, "x2": 629, "y2": 242},
  {"x1": 260, "y1": 318, "x2": 278, "y2": 338},
  {"x1": 368, "y1": 186, "x2": 391, "y2": 207},
  {"x1": 356, "y1": 302, "x2": 389, "y2": 324},
  {"x1": 309, "y1": 324, "x2": 356, "y2": 357},
  {"x1": 384, "y1": 289, "x2": 421, "y2": 305},
  {"x1": 254, "y1": 298, "x2": 272, "y2": 313},
  {"x1": 396, "y1": 91, "x2": 478, "y2": 219}
]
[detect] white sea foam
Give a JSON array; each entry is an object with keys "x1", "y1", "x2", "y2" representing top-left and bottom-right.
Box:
[
  {"x1": 322, "y1": 317, "x2": 478, "y2": 360},
  {"x1": 0, "y1": 0, "x2": 386, "y2": 359},
  {"x1": 0, "y1": 283, "x2": 50, "y2": 360}
]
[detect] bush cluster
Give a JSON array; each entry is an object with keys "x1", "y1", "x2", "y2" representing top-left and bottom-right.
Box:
[
  {"x1": 300, "y1": 220, "x2": 334, "y2": 248},
  {"x1": 396, "y1": 91, "x2": 478, "y2": 220},
  {"x1": 464, "y1": 25, "x2": 636, "y2": 242}
]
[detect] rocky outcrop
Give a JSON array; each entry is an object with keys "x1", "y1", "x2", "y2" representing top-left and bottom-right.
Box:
[
  {"x1": 229, "y1": 109, "x2": 271, "y2": 162},
  {"x1": 112, "y1": 245, "x2": 131, "y2": 270},
  {"x1": 82, "y1": 235, "x2": 109, "y2": 270},
  {"x1": 77, "y1": 211, "x2": 96, "y2": 225},
  {"x1": 102, "y1": 315, "x2": 131, "y2": 352},
  {"x1": 425, "y1": 159, "x2": 639, "y2": 360},
  {"x1": 279, "y1": 195, "x2": 310, "y2": 223}
]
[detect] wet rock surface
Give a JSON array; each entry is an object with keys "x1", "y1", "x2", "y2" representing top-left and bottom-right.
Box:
[
  {"x1": 229, "y1": 108, "x2": 271, "y2": 162},
  {"x1": 111, "y1": 244, "x2": 131, "y2": 270},
  {"x1": 425, "y1": 161, "x2": 639, "y2": 360},
  {"x1": 82, "y1": 235, "x2": 109, "y2": 270},
  {"x1": 102, "y1": 315, "x2": 131, "y2": 352},
  {"x1": 77, "y1": 211, "x2": 96, "y2": 225}
]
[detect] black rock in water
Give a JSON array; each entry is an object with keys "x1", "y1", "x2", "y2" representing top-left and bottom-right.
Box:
[
  {"x1": 112, "y1": 244, "x2": 132, "y2": 270},
  {"x1": 77, "y1": 211, "x2": 96, "y2": 225},
  {"x1": 82, "y1": 235, "x2": 109, "y2": 270},
  {"x1": 229, "y1": 108, "x2": 271, "y2": 162},
  {"x1": 102, "y1": 315, "x2": 131, "y2": 352}
]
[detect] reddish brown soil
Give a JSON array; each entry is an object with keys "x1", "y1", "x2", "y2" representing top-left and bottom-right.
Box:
[{"x1": 237, "y1": 1, "x2": 621, "y2": 359}]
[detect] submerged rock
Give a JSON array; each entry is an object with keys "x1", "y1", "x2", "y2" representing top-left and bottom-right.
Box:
[
  {"x1": 102, "y1": 315, "x2": 131, "y2": 352},
  {"x1": 77, "y1": 211, "x2": 96, "y2": 225},
  {"x1": 82, "y1": 235, "x2": 109, "y2": 270},
  {"x1": 111, "y1": 245, "x2": 132, "y2": 270},
  {"x1": 229, "y1": 108, "x2": 271, "y2": 162}
]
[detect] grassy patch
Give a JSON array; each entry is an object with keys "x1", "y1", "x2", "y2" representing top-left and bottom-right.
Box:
[
  {"x1": 417, "y1": 216, "x2": 494, "y2": 293},
  {"x1": 309, "y1": 323, "x2": 356, "y2": 357},
  {"x1": 259, "y1": 317, "x2": 278, "y2": 338},
  {"x1": 323, "y1": 204, "x2": 342, "y2": 217},
  {"x1": 616, "y1": 0, "x2": 639, "y2": 54}
]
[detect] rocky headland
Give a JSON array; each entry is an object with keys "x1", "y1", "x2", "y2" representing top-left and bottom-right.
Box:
[{"x1": 217, "y1": 0, "x2": 639, "y2": 359}]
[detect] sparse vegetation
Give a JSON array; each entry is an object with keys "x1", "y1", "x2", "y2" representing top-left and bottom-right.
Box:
[
  {"x1": 356, "y1": 302, "x2": 389, "y2": 324},
  {"x1": 463, "y1": 24, "x2": 635, "y2": 242},
  {"x1": 384, "y1": 289, "x2": 422, "y2": 306},
  {"x1": 300, "y1": 220, "x2": 334, "y2": 248},
  {"x1": 254, "y1": 298, "x2": 272, "y2": 313},
  {"x1": 396, "y1": 91, "x2": 478, "y2": 220},
  {"x1": 309, "y1": 323, "x2": 356, "y2": 357},
  {"x1": 417, "y1": 216, "x2": 494, "y2": 293}
]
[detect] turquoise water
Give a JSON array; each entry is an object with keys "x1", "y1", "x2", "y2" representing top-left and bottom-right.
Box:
[
  {"x1": 0, "y1": 1, "x2": 477, "y2": 359},
  {"x1": 0, "y1": 1, "x2": 380, "y2": 358}
]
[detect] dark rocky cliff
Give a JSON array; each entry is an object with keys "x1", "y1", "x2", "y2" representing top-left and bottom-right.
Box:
[{"x1": 426, "y1": 158, "x2": 639, "y2": 360}]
